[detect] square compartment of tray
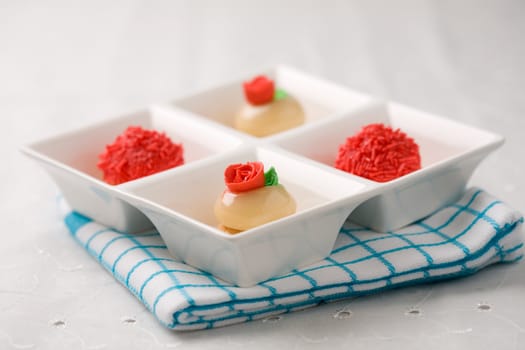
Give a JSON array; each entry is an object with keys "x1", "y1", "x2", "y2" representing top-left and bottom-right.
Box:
[
  {"x1": 113, "y1": 146, "x2": 378, "y2": 286},
  {"x1": 172, "y1": 64, "x2": 375, "y2": 138},
  {"x1": 274, "y1": 103, "x2": 504, "y2": 231},
  {"x1": 22, "y1": 106, "x2": 243, "y2": 233}
]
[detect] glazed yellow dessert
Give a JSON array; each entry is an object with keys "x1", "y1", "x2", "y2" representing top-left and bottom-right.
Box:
[
  {"x1": 235, "y1": 75, "x2": 305, "y2": 137},
  {"x1": 214, "y1": 162, "x2": 296, "y2": 233}
]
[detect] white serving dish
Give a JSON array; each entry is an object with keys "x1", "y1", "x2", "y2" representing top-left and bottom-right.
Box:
[
  {"x1": 274, "y1": 103, "x2": 504, "y2": 231},
  {"x1": 22, "y1": 65, "x2": 504, "y2": 286},
  {"x1": 21, "y1": 105, "x2": 243, "y2": 233}
]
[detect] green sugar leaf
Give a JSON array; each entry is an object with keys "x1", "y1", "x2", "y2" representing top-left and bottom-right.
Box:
[
  {"x1": 264, "y1": 166, "x2": 279, "y2": 186},
  {"x1": 273, "y1": 88, "x2": 287, "y2": 101}
]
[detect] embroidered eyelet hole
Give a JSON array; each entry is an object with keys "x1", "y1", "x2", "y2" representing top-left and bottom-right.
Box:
[
  {"x1": 51, "y1": 320, "x2": 66, "y2": 328},
  {"x1": 262, "y1": 315, "x2": 282, "y2": 323},
  {"x1": 121, "y1": 317, "x2": 137, "y2": 324},
  {"x1": 405, "y1": 307, "x2": 422, "y2": 316},
  {"x1": 477, "y1": 303, "x2": 491, "y2": 311},
  {"x1": 333, "y1": 310, "x2": 352, "y2": 319}
]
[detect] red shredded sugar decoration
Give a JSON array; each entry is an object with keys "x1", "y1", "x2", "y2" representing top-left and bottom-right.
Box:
[
  {"x1": 97, "y1": 126, "x2": 184, "y2": 185},
  {"x1": 335, "y1": 123, "x2": 421, "y2": 182}
]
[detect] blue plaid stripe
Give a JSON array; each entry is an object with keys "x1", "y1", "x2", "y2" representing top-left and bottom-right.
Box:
[
  {"x1": 63, "y1": 188, "x2": 524, "y2": 331},
  {"x1": 125, "y1": 257, "x2": 175, "y2": 286}
]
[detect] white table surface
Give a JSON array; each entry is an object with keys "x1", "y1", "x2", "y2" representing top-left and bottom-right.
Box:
[{"x1": 2, "y1": 1, "x2": 524, "y2": 349}]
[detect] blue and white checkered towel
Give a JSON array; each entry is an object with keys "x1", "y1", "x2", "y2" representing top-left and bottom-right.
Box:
[{"x1": 62, "y1": 188, "x2": 523, "y2": 331}]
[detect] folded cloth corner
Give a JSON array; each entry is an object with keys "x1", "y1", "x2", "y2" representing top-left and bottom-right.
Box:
[{"x1": 61, "y1": 187, "x2": 524, "y2": 331}]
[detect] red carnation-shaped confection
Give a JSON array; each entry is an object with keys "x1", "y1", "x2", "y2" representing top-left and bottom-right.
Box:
[
  {"x1": 243, "y1": 75, "x2": 275, "y2": 106},
  {"x1": 335, "y1": 123, "x2": 421, "y2": 182},
  {"x1": 97, "y1": 126, "x2": 184, "y2": 185}
]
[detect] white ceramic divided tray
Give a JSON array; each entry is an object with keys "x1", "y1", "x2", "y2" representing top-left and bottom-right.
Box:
[{"x1": 22, "y1": 65, "x2": 504, "y2": 286}]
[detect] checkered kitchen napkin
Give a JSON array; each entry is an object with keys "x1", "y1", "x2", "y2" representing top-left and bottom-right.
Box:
[{"x1": 62, "y1": 188, "x2": 523, "y2": 331}]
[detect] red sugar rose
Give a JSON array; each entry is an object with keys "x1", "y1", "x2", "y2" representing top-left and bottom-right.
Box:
[
  {"x1": 243, "y1": 75, "x2": 275, "y2": 106},
  {"x1": 224, "y1": 162, "x2": 265, "y2": 193},
  {"x1": 335, "y1": 123, "x2": 421, "y2": 182},
  {"x1": 97, "y1": 126, "x2": 184, "y2": 185}
]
